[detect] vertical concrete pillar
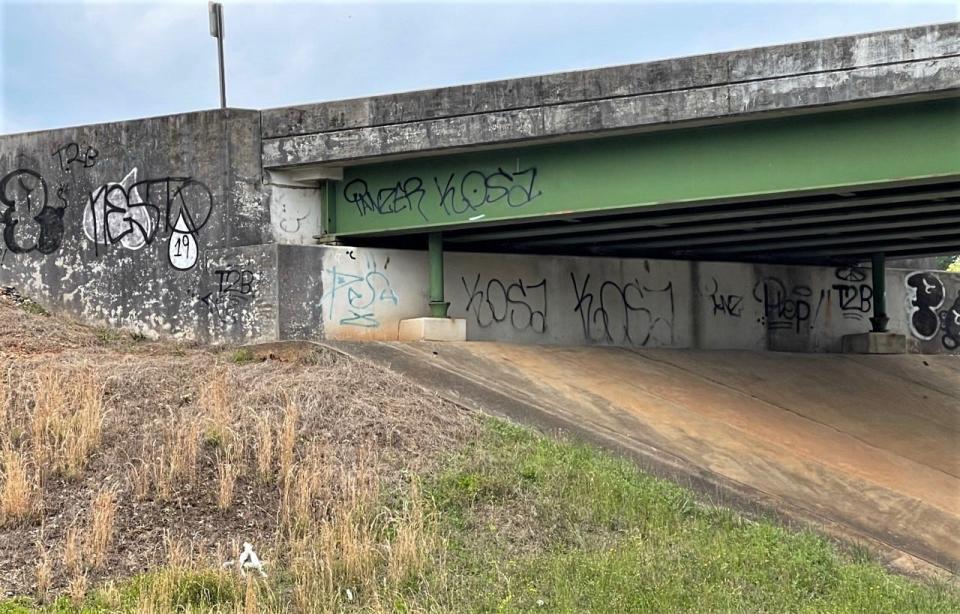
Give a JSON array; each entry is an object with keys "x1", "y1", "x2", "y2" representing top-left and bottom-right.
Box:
[
  {"x1": 870, "y1": 253, "x2": 888, "y2": 333},
  {"x1": 429, "y1": 232, "x2": 449, "y2": 318}
]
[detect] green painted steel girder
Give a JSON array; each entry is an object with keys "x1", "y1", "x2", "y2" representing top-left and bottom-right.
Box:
[{"x1": 326, "y1": 99, "x2": 960, "y2": 237}]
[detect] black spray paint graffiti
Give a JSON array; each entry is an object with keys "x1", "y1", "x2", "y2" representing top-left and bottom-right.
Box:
[
  {"x1": 343, "y1": 177, "x2": 426, "y2": 220},
  {"x1": 830, "y1": 267, "x2": 872, "y2": 321},
  {"x1": 940, "y1": 294, "x2": 960, "y2": 351},
  {"x1": 461, "y1": 274, "x2": 547, "y2": 333},
  {"x1": 571, "y1": 273, "x2": 674, "y2": 346},
  {"x1": 81, "y1": 168, "x2": 213, "y2": 270},
  {"x1": 0, "y1": 169, "x2": 66, "y2": 256},
  {"x1": 704, "y1": 277, "x2": 743, "y2": 318},
  {"x1": 52, "y1": 142, "x2": 98, "y2": 173},
  {"x1": 753, "y1": 277, "x2": 813, "y2": 334},
  {"x1": 344, "y1": 165, "x2": 541, "y2": 221},
  {"x1": 905, "y1": 271, "x2": 959, "y2": 349},
  {"x1": 278, "y1": 212, "x2": 310, "y2": 234},
  {"x1": 435, "y1": 167, "x2": 541, "y2": 216},
  {"x1": 320, "y1": 258, "x2": 399, "y2": 328},
  {"x1": 906, "y1": 272, "x2": 944, "y2": 341},
  {"x1": 200, "y1": 267, "x2": 256, "y2": 324}
]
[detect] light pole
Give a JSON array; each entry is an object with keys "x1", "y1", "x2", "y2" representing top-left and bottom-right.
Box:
[{"x1": 208, "y1": 2, "x2": 226, "y2": 109}]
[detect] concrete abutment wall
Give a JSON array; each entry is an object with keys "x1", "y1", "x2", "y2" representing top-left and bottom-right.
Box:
[{"x1": 304, "y1": 246, "x2": 960, "y2": 354}]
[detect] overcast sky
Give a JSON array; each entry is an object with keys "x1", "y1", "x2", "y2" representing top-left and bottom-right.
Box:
[{"x1": 1, "y1": 0, "x2": 956, "y2": 134}]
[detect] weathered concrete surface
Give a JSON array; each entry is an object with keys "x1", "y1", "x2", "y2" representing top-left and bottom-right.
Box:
[
  {"x1": 261, "y1": 22, "x2": 960, "y2": 167},
  {"x1": 841, "y1": 332, "x2": 907, "y2": 354},
  {"x1": 0, "y1": 110, "x2": 275, "y2": 344},
  {"x1": 330, "y1": 340, "x2": 960, "y2": 573},
  {"x1": 398, "y1": 317, "x2": 467, "y2": 342},
  {"x1": 304, "y1": 245, "x2": 960, "y2": 354}
]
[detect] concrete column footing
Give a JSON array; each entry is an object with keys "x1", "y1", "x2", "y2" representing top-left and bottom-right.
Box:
[
  {"x1": 398, "y1": 317, "x2": 467, "y2": 342},
  {"x1": 841, "y1": 332, "x2": 907, "y2": 354}
]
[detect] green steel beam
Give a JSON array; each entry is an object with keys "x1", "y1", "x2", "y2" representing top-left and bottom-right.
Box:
[
  {"x1": 523, "y1": 200, "x2": 960, "y2": 248},
  {"x1": 447, "y1": 186, "x2": 960, "y2": 243},
  {"x1": 686, "y1": 223, "x2": 960, "y2": 254},
  {"x1": 331, "y1": 99, "x2": 960, "y2": 237},
  {"x1": 595, "y1": 207, "x2": 960, "y2": 250},
  {"x1": 801, "y1": 238, "x2": 960, "y2": 258}
]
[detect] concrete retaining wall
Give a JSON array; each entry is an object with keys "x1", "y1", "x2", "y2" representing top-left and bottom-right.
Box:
[{"x1": 0, "y1": 110, "x2": 278, "y2": 344}]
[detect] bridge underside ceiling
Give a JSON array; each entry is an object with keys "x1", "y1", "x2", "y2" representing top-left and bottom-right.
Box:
[{"x1": 327, "y1": 99, "x2": 960, "y2": 264}]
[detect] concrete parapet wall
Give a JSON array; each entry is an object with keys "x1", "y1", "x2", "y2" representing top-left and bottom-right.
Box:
[{"x1": 261, "y1": 23, "x2": 960, "y2": 167}]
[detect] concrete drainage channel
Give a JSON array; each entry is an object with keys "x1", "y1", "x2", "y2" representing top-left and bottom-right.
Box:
[{"x1": 245, "y1": 339, "x2": 960, "y2": 578}]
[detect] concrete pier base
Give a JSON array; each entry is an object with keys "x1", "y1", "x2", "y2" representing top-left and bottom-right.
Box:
[
  {"x1": 398, "y1": 317, "x2": 467, "y2": 342},
  {"x1": 841, "y1": 332, "x2": 907, "y2": 354}
]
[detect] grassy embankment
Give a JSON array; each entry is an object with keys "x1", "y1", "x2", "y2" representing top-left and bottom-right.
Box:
[
  {"x1": 0, "y1": 294, "x2": 956, "y2": 612},
  {"x1": 3, "y1": 420, "x2": 958, "y2": 613}
]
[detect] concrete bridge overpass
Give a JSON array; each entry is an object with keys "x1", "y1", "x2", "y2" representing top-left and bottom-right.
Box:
[
  {"x1": 0, "y1": 22, "x2": 958, "y2": 350},
  {"x1": 262, "y1": 22, "x2": 960, "y2": 264},
  {"x1": 2, "y1": 21, "x2": 959, "y2": 575},
  {"x1": 257, "y1": 22, "x2": 960, "y2": 340}
]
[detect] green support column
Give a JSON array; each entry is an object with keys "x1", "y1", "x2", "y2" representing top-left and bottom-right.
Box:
[
  {"x1": 428, "y1": 232, "x2": 449, "y2": 318},
  {"x1": 320, "y1": 179, "x2": 338, "y2": 240},
  {"x1": 870, "y1": 253, "x2": 888, "y2": 333}
]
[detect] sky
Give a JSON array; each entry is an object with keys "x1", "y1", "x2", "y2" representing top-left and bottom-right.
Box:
[{"x1": 1, "y1": 0, "x2": 957, "y2": 134}]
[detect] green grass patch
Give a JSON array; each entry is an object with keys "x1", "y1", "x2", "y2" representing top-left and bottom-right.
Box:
[
  {"x1": 424, "y1": 419, "x2": 960, "y2": 613},
  {"x1": 19, "y1": 301, "x2": 48, "y2": 316},
  {"x1": 93, "y1": 327, "x2": 123, "y2": 345},
  {"x1": 228, "y1": 347, "x2": 260, "y2": 365}
]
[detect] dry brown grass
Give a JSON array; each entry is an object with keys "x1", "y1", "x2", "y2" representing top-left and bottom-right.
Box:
[
  {"x1": 88, "y1": 488, "x2": 118, "y2": 569},
  {"x1": 280, "y1": 442, "x2": 332, "y2": 533},
  {"x1": 0, "y1": 446, "x2": 33, "y2": 525},
  {"x1": 0, "y1": 365, "x2": 10, "y2": 435},
  {"x1": 386, "y1": 478, "x2": 433, "y2": 586},
  {"x1": 254, "y1": 415, "x2": 273, "y2": 483},
  {"x1": 127, "y1": 458, "x2": 151, "y2": 501},
  {"x1": 62, "y1": 522, "x2": 83, "y2": 576},
  {"x1": 243, "y1": 576, "x2": 258, "y2": 614},
  {"x1": 147, "y1": 415, "x2": 203, "y2": 502},
  {"x1": 200, "y1": 368, "x2": 234, "y2": 448},
  {"x1": 0, "y1": 294, "x2": 479, "y2": 601},
  {"x1": 277, "y1": 398, "x2": 298, "y2": 484},
  {"x1": 279, "y1": 451, "x2": 441, "y2": 612},
  {"x1": 34, "y1": 540, "x2": 52, "y2": 601},
  {"x1": 30, "y1": 367, "x2": 104, "y2": 480},
  {"x1": 216, "y1": 458, "x2": 237, "y2": 511},
  {"x1": 67, "y1": 571, "x2": 87, "y2": 606}
]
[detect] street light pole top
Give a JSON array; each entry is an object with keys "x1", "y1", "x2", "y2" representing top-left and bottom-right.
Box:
[{"x1": 209, "y1": 2, "x2": 223, "y2": 39}]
